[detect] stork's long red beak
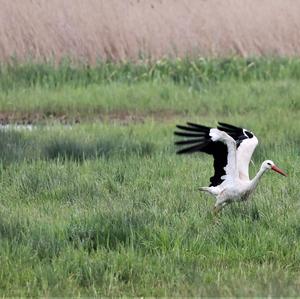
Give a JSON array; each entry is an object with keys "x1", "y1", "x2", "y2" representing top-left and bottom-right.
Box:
[{"x1": 271, "y1": 165, "x2": 287, "y2": 176}]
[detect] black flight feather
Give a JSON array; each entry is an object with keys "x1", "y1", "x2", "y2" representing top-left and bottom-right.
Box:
[
  {"x1": 175, "y1": 125, "x2": 208, "y2": 133},
  {"x1": 176, "y1": 141, "x2": 211, "y2": 154},
  {"x1": 174, "y1": 132, "x2": 208, "y2": 138},
  {"x1": 174, "y1": 121, "x2": 232, "y2": 187},
  {"x1": 175, "y1": 138, "x2": 206, "y2": 145}
]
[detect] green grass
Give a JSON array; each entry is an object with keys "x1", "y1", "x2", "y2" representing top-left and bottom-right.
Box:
[
  {"x1": 0, "y1": 57, "x2": 300, "y2": 119},
  {"x1": 2, "y1": 57, "x2": 300, "y2": 91},
  {"x1": 0, "y1": 79, "x2": 300, "y2": 121},
  {"x1": 0, "y1": 58, "x2": 299, "y2": 296}
]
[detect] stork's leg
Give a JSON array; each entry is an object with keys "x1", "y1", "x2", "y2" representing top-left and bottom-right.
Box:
[
  {"x1": 212, "y1": 205, "x2": 223, "y2": 225},
  {"x1": 221, "y1": 202, "x2": 228, "y2": 208},
  {"x1": 213, "y1": 195, "x2": 229, "y2": 215},
  {"x1": 213, "y1": 204, "x2": 222, "y2": 215}
]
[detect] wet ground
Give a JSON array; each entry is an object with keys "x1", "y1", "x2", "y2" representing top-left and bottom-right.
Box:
[{"x1": 0, "y1": 110, "x2": 182, "y2": 125}]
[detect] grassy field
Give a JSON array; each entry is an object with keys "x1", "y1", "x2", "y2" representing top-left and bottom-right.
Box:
[{"x1": 0, "y1": 59, "x2": 299, "y2": 296}]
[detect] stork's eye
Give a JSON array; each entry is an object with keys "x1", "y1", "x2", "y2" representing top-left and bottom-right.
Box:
[
  {"x1": 267, "y1": 162, "x2": 271, "y2": 166},
  {"x1": 245, "y1": 131, "x2": 253, "y2": 138}
]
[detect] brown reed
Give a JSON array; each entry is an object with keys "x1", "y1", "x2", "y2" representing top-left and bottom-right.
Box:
[{"x1": 1, "y1": 0, "x2": 300, "y2": 63}]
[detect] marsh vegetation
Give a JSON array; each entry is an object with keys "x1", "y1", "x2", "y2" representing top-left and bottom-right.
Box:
[{"x1": 0, "y1": 59, "x2": 299, "y2": 296}]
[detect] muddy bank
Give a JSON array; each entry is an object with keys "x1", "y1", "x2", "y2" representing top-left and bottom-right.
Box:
[{"x1": 0, "y1": 110, "x2": 182, "y2": 125}]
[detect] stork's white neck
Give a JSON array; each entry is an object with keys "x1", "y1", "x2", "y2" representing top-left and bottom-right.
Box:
[{"x1": 250, "y1": 165, "x2": 267, "y2": 189}]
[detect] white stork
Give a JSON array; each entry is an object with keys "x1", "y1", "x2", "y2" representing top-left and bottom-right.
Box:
[{"x1": 174, "y1": 122, "x2": 287, "y2": 213}]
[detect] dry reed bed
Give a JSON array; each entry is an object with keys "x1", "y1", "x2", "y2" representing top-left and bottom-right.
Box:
[{"x1": 1, "y1": 0, "x2": 300, "y2": 63}]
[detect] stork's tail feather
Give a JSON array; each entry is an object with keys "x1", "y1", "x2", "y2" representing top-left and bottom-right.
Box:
[{"x1": 199, "y1": 187, "x2": 210, "y2": 192}]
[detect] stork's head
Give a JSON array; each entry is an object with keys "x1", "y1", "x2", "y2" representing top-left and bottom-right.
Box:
[{"x1": 262, "y1": 160, "x2": 287, "y2": 176}]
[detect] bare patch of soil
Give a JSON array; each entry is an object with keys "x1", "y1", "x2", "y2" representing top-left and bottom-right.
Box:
[{"x1": 0, "y1": 110, "x2": 183, "y2": 125}]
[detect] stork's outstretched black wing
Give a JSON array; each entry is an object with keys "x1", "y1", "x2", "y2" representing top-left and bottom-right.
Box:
[
  {"x1": 174, "y1": 122, "x2": 228, "y2": 187},
  {"x1": 174, "y1": 121, "x2": 257, "y2": 185},
  {"x1": 217, "y1": 122, "x2": 253, "y2": 146}
]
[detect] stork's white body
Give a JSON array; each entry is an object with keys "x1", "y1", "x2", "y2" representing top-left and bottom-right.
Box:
[
  {"x1": 200, "y1": 129, "x2": 258, "y2": 209},
  {"x1": 174, "y1": 122, "x2": 287, "y2": 213},
  {"x1": 202, "y1": 178, "x2": 257, "y2": 209}
]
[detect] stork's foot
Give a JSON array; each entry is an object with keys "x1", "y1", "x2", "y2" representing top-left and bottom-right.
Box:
[
  {"x1": 212, "y1": 205, "x2": 222, "y2": 224},
  {"x1": 213, "y1": 205, "x2": 222, "y2": 215}
]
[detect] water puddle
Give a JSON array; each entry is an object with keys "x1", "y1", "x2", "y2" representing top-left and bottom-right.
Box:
[{"x1": 0, "y1": 124, "x2": 73, "y2": 131}]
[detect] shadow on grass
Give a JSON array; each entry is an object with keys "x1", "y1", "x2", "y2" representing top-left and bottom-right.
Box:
[
  {"x1": 0, "y1": 208, "x2": 151, "y2": 259},
  {"x1": 67, "y1": 212, "x2": 141, "y2": 252},
  {"x1": 0, "y1": 212, "x2": 68, "y2": 260},
  {"x1": 0, "y1": 130, "x2": 36, "y2": 164},
  {"x1": 44, "y1": 138, "x2": 155, "y2": 161},
  {"x1": 0, "y1": 130, "x2": 155, "y2": 164}
]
